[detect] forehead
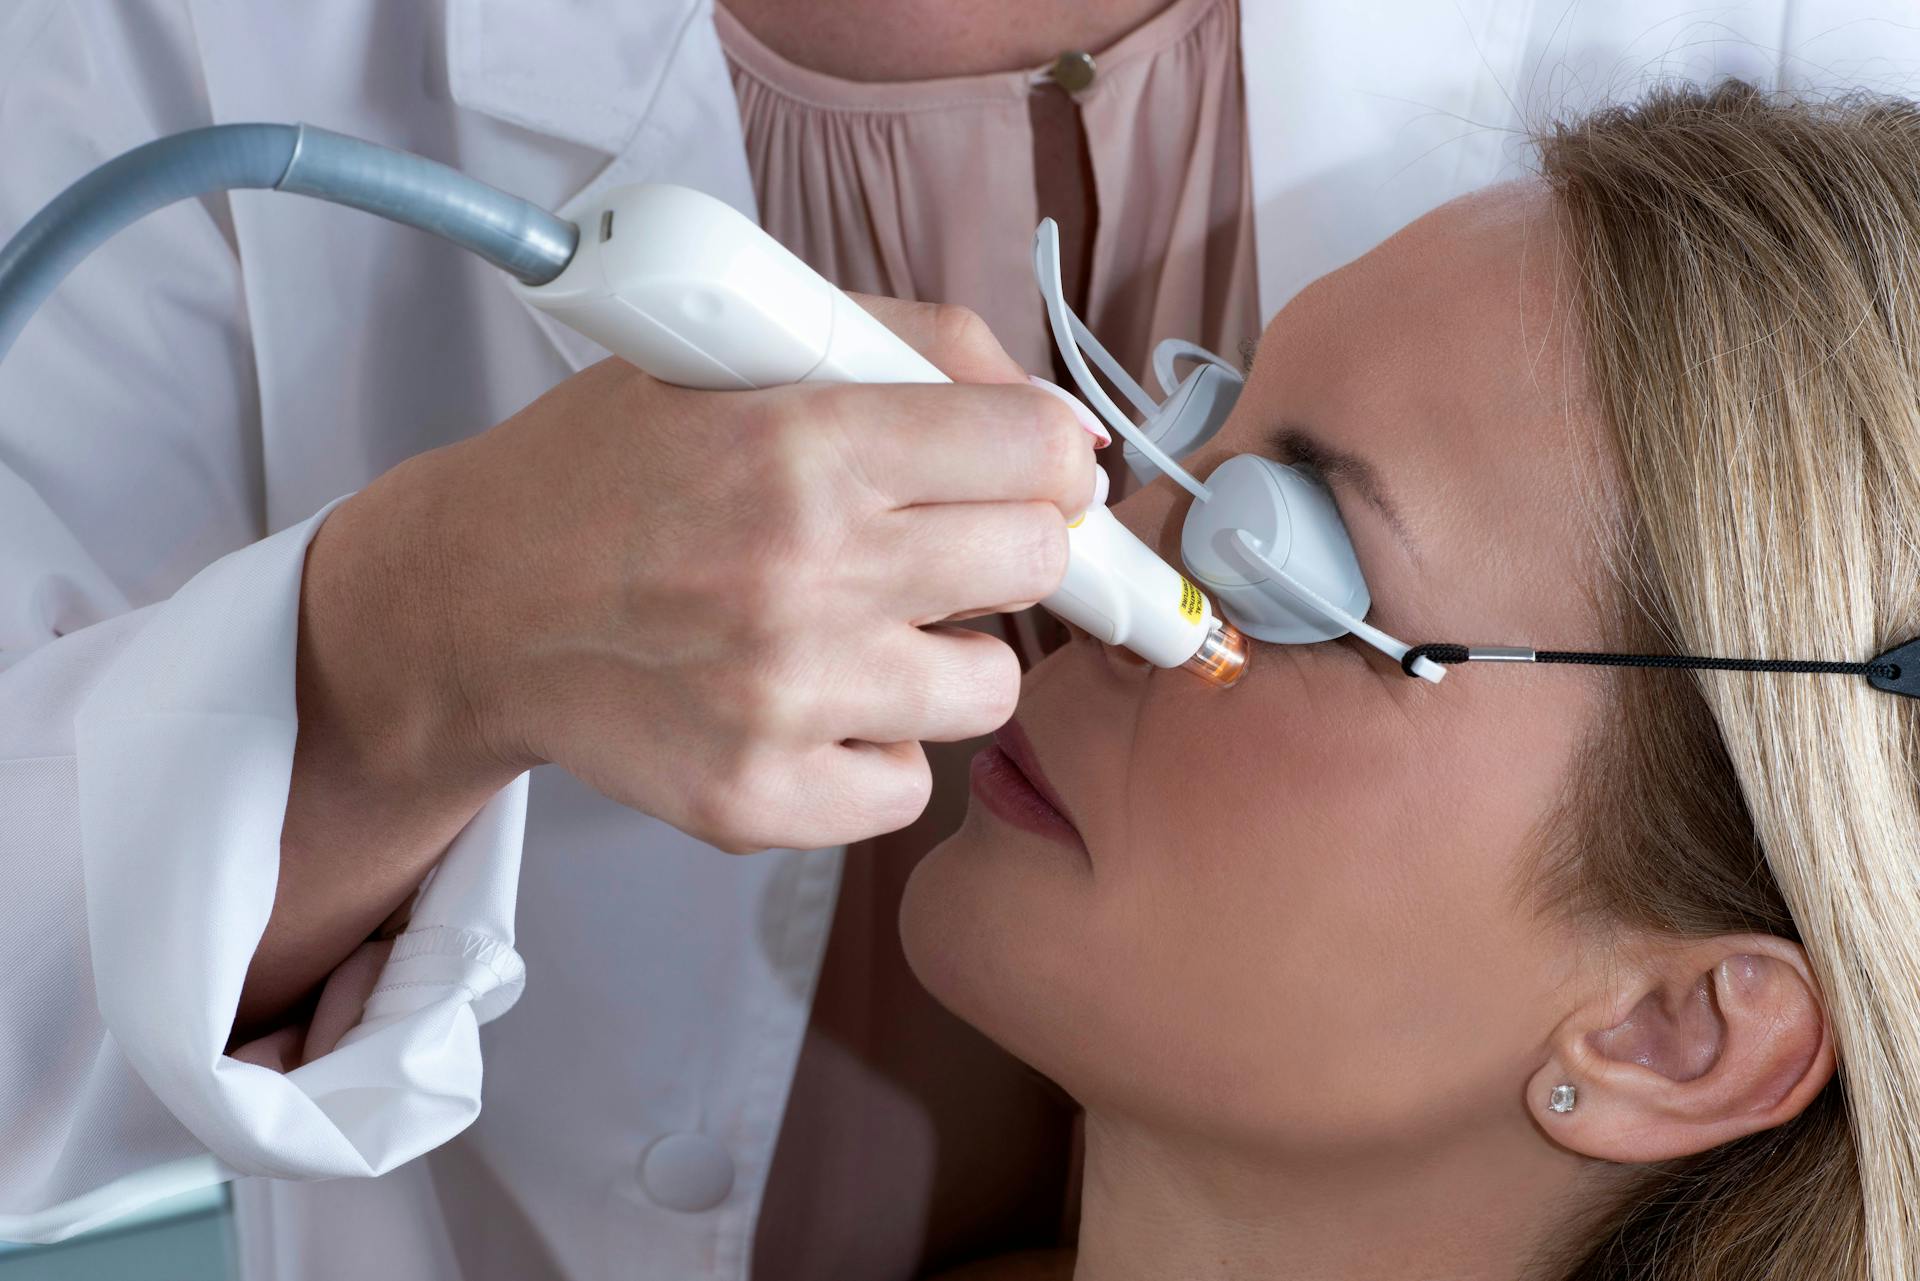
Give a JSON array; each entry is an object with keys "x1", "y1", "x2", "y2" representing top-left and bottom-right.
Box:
[{"x1": 1234, "y1": 180, "x2": 1619, "y2": 641}]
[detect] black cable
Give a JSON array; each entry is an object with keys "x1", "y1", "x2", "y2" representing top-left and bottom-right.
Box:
[
  {"x1": 1400, "y1": 641, "x2": 1909, "y2": 689},
  {"x1": 1534, "y1": 650, "x2": 1897, "y2": 677}
]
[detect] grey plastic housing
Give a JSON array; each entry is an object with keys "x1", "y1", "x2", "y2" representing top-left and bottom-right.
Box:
[
  {"x1": 1121, "y1": 362, "x2": 1244, "y2": 486},
  {"x1": 1180, "y1": 454, "x2": 1371, "y2": 643}
]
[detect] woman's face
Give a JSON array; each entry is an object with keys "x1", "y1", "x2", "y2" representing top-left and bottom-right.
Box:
[{"x1": 901, "y1": 181, "x2": 1626, "y2": 1156}]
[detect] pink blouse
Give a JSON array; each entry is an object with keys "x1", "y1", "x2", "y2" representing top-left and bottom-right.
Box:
[{"x1": 714, "y1": 0, "x2": 1259, "y2": 380}]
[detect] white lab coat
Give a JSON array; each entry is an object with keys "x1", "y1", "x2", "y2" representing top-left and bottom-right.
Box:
[{"x1": 1, "y1": 1, "x2": 1914, "y2": 1277}]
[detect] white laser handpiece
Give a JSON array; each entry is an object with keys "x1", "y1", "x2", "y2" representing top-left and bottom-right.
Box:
[
  {"x1": 510, "y1": 184, "x2": 942, "y2": 389},
  {"x1": 0, "y1": 123, "x2": 1444, "y2": 690},
  {"x1": 513, "y1": 183, "x2": 1248, "y2": 687}
]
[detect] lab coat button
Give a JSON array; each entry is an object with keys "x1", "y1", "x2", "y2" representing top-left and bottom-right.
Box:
[{"x1": 639, "y1": 1133, "x2": 735, "y2": 1212}]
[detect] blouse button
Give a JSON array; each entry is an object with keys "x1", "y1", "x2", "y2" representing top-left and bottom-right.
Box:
[
  {"x1": 638, "y1": 1133, "x2": 735, "y2": 1212},
  {"x1": 1050, "y1": 50, "x2": 1097, "y2": 93}
]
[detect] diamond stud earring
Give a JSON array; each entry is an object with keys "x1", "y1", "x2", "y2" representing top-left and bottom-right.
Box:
[{"x1": 1547, "y1": 1083, "x2": 1578, "y2": 1114}]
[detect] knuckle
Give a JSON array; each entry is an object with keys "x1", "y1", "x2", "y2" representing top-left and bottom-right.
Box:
[
  {"x1": 723, "y1": 422, "x2": 816, "y2": 545},
  {"x1": 724, "y1": 772, "x2": 783, "y2": 852},
  {"x1": 773, "y1": 386, "x2": 884, "y2": 529},
  {"x1": 887, "y1": 661, "x2": 937, "y2": 728},
  {"x1": 734, "y1": 388, "x2": 799, "y2": 454},
  {"x1": 870, "y1": 745, "x2": 933, "y2": 832},
  {"x1": 731, "y1": 553, "x2": 797, "y2": 632},
  {"x1": 803, "y1": 379, "x2": 868, "y2": 430},
  {"x1": 810, "y1": 384, "x2": 895, "y2": 505},
  {"x1": 696, "y1": 746, "x2": 787, "y2": 853},
  {"x1": 731, "y1": 491, "x2": 846, "y2": 623},
  {"x1": 1009, "y1": 506, "x2": 1070, "y2": 598},
  {"x1": 707, "y1": 819, "x2": 766, "y2": 856},
  {"x1": 737, "y1": 651, "x2": 812, "y2": 743},
  {"x1": 968, "y1": 639, "x2": 1023, "y2": 727},
  {"x1": 918, "y1": 632, "x2": 1019, "y2": 737},
  {"x1": 749, "y1": 392, "x2": 843, "y2": 505},
  {"x1": 931, "y1": 303, "x2": 994, "y2": 363},
  {"x1": 760, "y1": 406, "x2": 822, "y2": 494},
  {"x1": 684, "y1": 780, "x2": 758, "y2": 854},
  {"x1": 1029, "y1": 396, "x2": 1090, "y2": 498}
]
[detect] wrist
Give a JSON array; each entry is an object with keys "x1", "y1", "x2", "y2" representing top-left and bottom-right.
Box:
[{"x1": 296, "y1": 469, "x2": 527, "y2": 809}]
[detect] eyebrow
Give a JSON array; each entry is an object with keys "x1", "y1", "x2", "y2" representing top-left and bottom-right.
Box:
[{"x1": 1265, "y1": 425, "x2": 1420, "y2": 563}]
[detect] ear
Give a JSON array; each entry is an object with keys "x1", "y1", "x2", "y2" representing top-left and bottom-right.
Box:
[{"x1": 1526, "y1": 935, "x2": 1835, "y2": 1162}]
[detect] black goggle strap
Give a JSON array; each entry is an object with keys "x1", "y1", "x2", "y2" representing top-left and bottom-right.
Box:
[{"x1": 1400, "y1": 637, "x2": 1920, "y2": 699}]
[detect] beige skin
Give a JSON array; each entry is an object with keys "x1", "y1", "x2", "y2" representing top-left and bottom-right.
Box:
[
  {"x1": 720, "y1": 0, "x2": 1169, "y2": 79},
  {"x1": 902, "y1": 184, "x2": 1838, "y2": 1279}
]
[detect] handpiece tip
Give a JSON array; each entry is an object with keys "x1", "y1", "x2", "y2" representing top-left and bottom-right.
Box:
[{"x1": 1182, "y1": 618, "x2": 1249, "y2": 687}]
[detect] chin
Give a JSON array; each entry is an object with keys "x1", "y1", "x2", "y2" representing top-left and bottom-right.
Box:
[
  {"x1": 899, "y1": 802, "x2": 1105, "y2": 1100},
  {"x1": 905, "y1": 805, "x2": 1311, "y2": 1142},
  {"x1": 899, "y1": 808, "x2": 1010, "y2": 1027}
]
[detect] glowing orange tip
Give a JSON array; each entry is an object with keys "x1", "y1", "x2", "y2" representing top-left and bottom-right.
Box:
[{"x1": 1182, "y1": 619, "x2": 1249, "y2": 688}]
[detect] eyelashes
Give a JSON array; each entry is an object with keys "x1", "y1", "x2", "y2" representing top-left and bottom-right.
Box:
[{"x1": 1286, "y1": 456, "x2": 1330, "y2": 490}]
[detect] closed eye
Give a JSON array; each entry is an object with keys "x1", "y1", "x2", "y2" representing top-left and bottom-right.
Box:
[{"x1": 1266, "y1": 424, "x2": 1421, "y2": 569}]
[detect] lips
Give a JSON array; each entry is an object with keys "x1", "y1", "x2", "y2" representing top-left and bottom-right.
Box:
[
  {"x1": 991, "y1": 718, "x2": 1082, "y2": 836},
  {"x1": 998, "y1": 722, "x2": 1075, "y2": 821},
  {"x1": 969, "y1": 743, "x2": 1085, "y2": 854}
]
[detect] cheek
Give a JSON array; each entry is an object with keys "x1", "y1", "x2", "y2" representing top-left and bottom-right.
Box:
[
  {"x1": 1056, "y1": 652, "x2": 1598, "y2": 1144},
  {"x1": 901, "y1": 631, "x2": 1601, "y2": 1152}
]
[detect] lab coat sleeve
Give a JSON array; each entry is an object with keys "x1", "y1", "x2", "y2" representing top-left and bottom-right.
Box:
[{"x1": 0, "y1": 0, "x2": 527, "y2": 1244}]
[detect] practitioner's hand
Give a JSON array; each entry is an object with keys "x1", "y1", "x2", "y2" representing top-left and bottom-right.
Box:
[{"x1": 300, "y1": 298, "x2": 1098, "y2": 854}]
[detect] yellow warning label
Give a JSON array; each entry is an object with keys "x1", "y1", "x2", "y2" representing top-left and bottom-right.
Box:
[{"x1": 1178, "y1": 577, "x2": 1205, "y2": 623}]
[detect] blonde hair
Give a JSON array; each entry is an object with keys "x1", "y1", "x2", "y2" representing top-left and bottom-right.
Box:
[{"x1": 1528, "y1": 81, "x2": 1920, "y2": 1278}]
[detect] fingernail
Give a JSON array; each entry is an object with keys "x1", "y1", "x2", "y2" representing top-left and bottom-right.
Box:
[{"x1": 1027, "y1": 375, "x2": 1111, "y2": 446}]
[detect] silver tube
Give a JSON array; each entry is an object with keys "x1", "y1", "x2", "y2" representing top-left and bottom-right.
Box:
[
  {"x1": 0, "y1": 122, "x2": 580, "y2": 367},
  {"x1": 1466, "y1": 646, "x2": 1537, "y2": 662},
  {"x1": 276, "y1": 125, "x2": 576, "y2": 286},
  {"x1": 0, "y1": 124, "x2": 300, "y2": 363}
]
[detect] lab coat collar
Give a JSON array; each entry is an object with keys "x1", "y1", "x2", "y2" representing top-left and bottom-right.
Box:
[
  {"x1": 446, "y1": 0, "x2": 756, "y2": 372},
  {"x1": 447, "y1": 0, "x2": 705, "y2": 159}
]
